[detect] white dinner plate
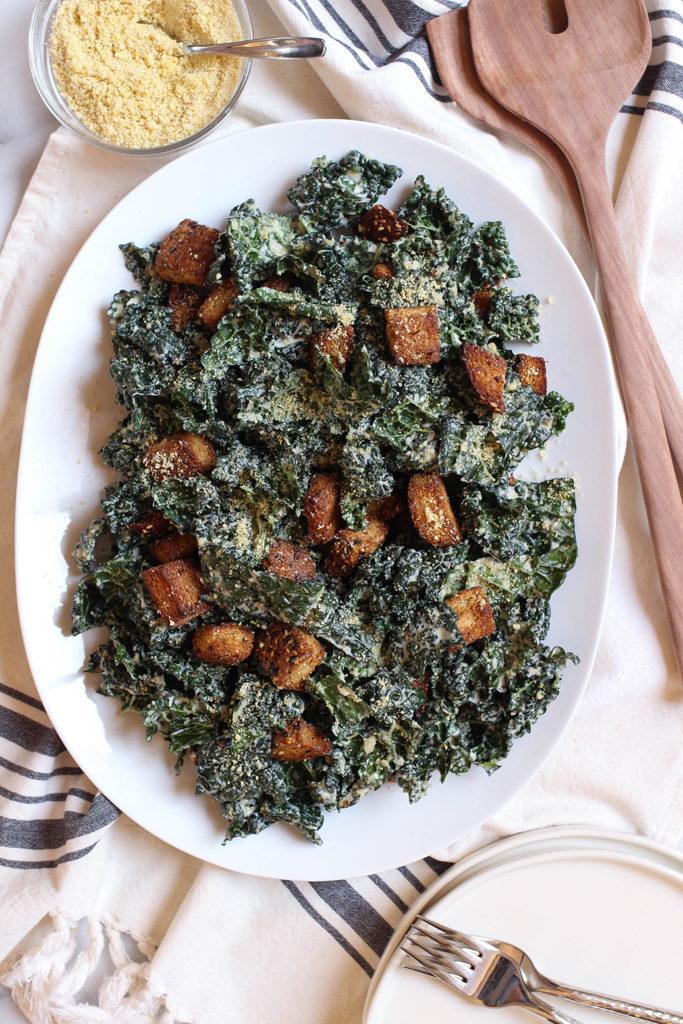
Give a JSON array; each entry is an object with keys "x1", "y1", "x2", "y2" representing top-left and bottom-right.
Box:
[
  {"x1": 364, "y1": 826, "x2": 683, "y2": 1022},
  {"x1": 15, "y1": 119, "x2": 619, "y2": 880}
]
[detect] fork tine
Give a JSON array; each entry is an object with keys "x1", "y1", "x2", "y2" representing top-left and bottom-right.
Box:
[
  {"x1": 402, "y1": 933, "x2": 471, "y2": 978},
  {"x1": 414, "y1": 915, "x2": 491, "y2": 957},
  {"x1": 408, "y1": 923, "x2": 481, "y2": 969},
  {"x1": 401, "y1": 940, "x2": 466, "y2": 983}
]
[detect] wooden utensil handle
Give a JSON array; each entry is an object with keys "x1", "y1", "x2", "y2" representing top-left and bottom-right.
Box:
[{"x1": 573, "y1": 150, "x2": 683, "y2": 670}]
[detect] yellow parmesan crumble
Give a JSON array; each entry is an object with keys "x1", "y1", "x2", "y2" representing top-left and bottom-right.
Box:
[{"x1": 49, "y1": 0, "x2": 243, "y2": 148}]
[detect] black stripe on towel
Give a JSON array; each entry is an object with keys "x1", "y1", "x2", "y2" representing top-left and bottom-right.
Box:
[
  {"x1": 0, "y1": 784, "x2": 94, "y2": 805},
  {"x1": 0, "y1": 706, "x2": 65, "y2": 757},
  {"x1": 311, "y1": 880, "x2": 395, "y2": 957},
  {"x1": 0, "y1": 754, "x2": 83, "y2": 780},
  {"x1": 0, "y1": 843, "x2": 99, "y2": 870},
  {"x1": 282, "y1": 880, "x2": 375, "y2": 975}
]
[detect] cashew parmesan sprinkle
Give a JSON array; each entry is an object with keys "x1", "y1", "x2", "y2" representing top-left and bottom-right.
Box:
[{"x1": 49, "y1": 0, "x2": 243, "y2": 148}]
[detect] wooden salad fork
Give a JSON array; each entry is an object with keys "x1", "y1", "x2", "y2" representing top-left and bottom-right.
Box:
[
  {"x1": 466, "y1": 0, "x2": 683, "y2": 672},
  {"x1": 426, "y1": 5, "x2": 683, "y2": 482}
]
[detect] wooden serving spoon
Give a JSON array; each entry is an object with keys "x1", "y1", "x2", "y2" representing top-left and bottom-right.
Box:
[
  {"x1": 468, "y1": 0, "x2": 683, "y2": 670},
  {"x1": 426, "y1": 9, "x2": 586, "y2": 233},
  {"x1": 426, "y1": 6, "x2": 683, "y2": 482}
]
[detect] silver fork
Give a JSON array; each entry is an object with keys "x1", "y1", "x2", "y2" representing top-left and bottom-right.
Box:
[
  {"x1": 401, "y1": 916, "x2": 582, "y2": 1024},
  {"x1": 402, "y1": 917, "x2": 683, "y2": 1024},
  {"x1": 489, "y1": 938, "x2": 683, "y2": 1024}
]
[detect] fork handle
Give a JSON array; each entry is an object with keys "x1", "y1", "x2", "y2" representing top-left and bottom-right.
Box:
[
  {"x1": 537, "y1": 982, "x2": 683, "y2": 1024},
  {"x1": 525, "y1": 993, "x2": 586, "y2": 1024}
]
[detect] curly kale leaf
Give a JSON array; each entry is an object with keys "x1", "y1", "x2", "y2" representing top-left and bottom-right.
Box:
[
  {"x1": 119, "y1": 242, "x2": 167, "y2": 299},
  {"x1": 460, "y1": 478, "x2": 578, "y2": 598},
  {"x1": 287, "y1": 151, "x2": 403, "y2": 228},
  {"x1": 397, "y1": 174, "x2": 473, "y2": 270},
  {"x1": 487, "y1": 288, "x2": 540, "y2": 344},
  {"x1": 461, "y1": 220, "x2": 520, "y2": 288}
]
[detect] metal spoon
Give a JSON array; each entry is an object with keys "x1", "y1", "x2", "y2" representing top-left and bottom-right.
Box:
[{"x1": 184, "y1": 36, "x2": 326, "y2": 59}]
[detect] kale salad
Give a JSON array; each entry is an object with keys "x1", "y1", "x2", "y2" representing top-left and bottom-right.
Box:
[{"x1": 72, "y1": 151, "x2": 578, "y2": 844}]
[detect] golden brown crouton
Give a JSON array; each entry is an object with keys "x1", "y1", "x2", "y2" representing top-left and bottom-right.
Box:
[
  {"x1": 197, "y1": 278, "x2": 239, "y2": 332},
  {"x1": 271, "y1": 718, "x2": 332, "y2": 763},
  {"x1": 371, "y1": 262, "x2": 394, "y2": 280},
  {"x1": 192, "y1": 623, "x2": 254, "y2": 665},
  {"x1": 168, "y1": 284, "x2": 203, "y2": 332},
  {"x1": 407, "y1": 474, "x2": 462, "y2": 547},
  {"x1": 155, "y1": 219, "x2": 220, "y2": 286},
  {"x1": 472, "y1": 281, "x2": 495, "y2": 321},
  {"x1": 260, "y1": 274, "x2": 294, "y2": 292},
  {"x1": 324, "y1": 519, "x2": 389, "y2": 578},
  {"x1": 303, "y1": 472, "x2": 342, "y2": 545},
  {"x1": 128, "y1": 509, "x2": 173, "y2": 540},
  {"x1": 261, "y1": 540, "x2": 317, "y2": 582},
  {"x1": 385, "y1": 306, "x2": 441, "y2": 365},
  {"x1": 515, "y1": 353, "x2": 547, "y2": 396},
  {"x1": 255, "y1": 622, "x2": 325, "y2": 690},
  {"x1": 149, "y1": 530, "x2": 199, "y2": 564},
  {"x1": 445, "y1": 586, "x2": 496, "y2": 644},
  {"x1": 141, "y1": 559, "x2": 210, "y2": 627},
  {"x1": 367, "y1": 492, "x2": 404, "y2": 523},
  {"x1": 357, "y1": 205, "x2": 409, "y2": 243},
  {"x1": 310, "y1": 324, "x2": 355, "y2": 374},
  {"x1": 463, "y1": 341, "x2": 507, "y2": 414},
  {"x1": 144, "y1": 432, "x2": 216, "y2": 483}
]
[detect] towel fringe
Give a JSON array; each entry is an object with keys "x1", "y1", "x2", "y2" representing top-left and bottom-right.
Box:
[{"x1": 0, "y1": 912, "x2": 180, "y2": 1024}]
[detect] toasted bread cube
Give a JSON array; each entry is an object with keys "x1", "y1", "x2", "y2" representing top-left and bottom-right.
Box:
[
  {"x1": 261, "y1": 274, "x2": 294, "y2": 292},
  {"x1": 367, "y1": 492, "x2": 404, "y2": 523},
  {"x1": 310, "y1": 324, "x2": 355, "y2": 374},
  {"x1": 141, "y1": 559, "x2": 210, "y2": 627},
  {"x1": 372, "y1": 262, "x2": 394, "y2": 280},
  {"x1": 149, "y1": 529, "x2": 198, "y2": 564},
  {"x1": 197, "y1": 278, "x2": 239, "y2": 332},
  {"x1": 324, "y1": 519, "x2": 389, "y2": 578},
  {"x1": 271, "y1": 718, "x2": 332, "y2": 763},
  {"x1": 255, "y1": 622, "x2": 325, "y2": 690},
  {"x1": 445, "y1": 586, "x2": 496, "y2": 644},
  {"x1": 472, "y1": 281, "x2": 495, "y2": 321},
  {"x1": 407, "y1": 474, "x2": 462, "y2": 547},
  {"x1": 128, "y1": 509, "x2": 173, "y2": 540},
  {"x1": 358, "y1": 205, "x2": 408, "y2": 243},
  {"x1": 463, "y1": 341, "x2": 507, "y2": 413},
  {"x1": 192, "y1": 623, "x2": 254, "y2": 665},
  {"x1": 168, "y1": 284, "x2": 203, "y2": 332},
  {"x1": 515, "y1": 353, "x2": 547, "y2": 396},
  {"x1": 144, "y1": 432, "x2": 216, "y2": 483},
  {"x1": 303, "y1": 472, "x2": 342, "y2": 545},
  {"x1": 385, "y1": 306, "x2": 440, "y2": 365},
  {"x1": 261, "y1": 540, "x2": 316, "y2": 582},
  {"x1": 155, "y1": 219, "x2": 220, "y2": 286}
]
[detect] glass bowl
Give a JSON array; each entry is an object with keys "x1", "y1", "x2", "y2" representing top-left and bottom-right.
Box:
[{"x1": 28, "y1": 0, "x2": 253, "y2": 156}]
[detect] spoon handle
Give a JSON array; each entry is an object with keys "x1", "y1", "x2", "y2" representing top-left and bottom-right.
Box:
[
  {"x1": 186, "y1": 36, "x2": 326, "y2": 59},
  {"x1": 572, "y1": 146, "x2": 683, "y2": 672}
]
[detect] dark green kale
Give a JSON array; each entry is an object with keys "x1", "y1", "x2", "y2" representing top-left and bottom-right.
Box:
[
  {"x1": 71, "y1": 152, "x2": 579, "y2": 845},
  {"x1": 286, "y1": 151, "x2": 403, "y2": 228}
]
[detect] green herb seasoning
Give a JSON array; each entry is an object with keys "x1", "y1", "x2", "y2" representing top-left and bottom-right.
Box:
[{"x1": 72, "y1": 152, "x2": 578, "y2": 844}]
